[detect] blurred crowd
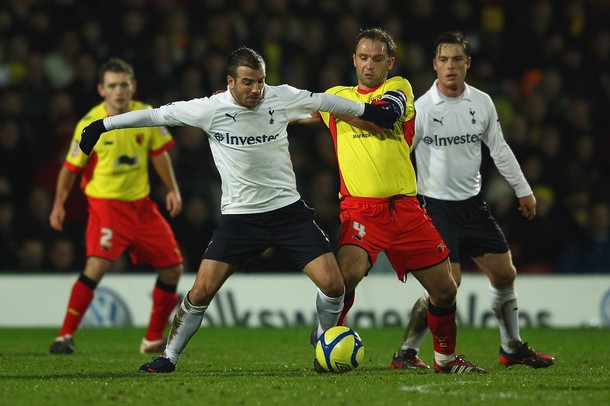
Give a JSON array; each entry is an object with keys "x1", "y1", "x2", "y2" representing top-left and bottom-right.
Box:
[{"x1": 1, "y1": 0, "x2": 609, "y2": 274}]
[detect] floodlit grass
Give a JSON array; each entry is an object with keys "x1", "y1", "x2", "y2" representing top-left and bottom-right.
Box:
[{"x1": 1, "y1": 327, "x2": 608, "y2": 405}]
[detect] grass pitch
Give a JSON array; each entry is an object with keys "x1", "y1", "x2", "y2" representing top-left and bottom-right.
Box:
[{"x1": 1, "y1": 327, "x2": 608, "y2": 405}]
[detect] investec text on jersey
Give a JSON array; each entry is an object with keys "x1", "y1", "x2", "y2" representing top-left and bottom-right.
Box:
[
  {"x1": 213, "y1": 132, "x2": 280, "y2": 145},
  {"x1": 424, "y1": 132, "x2": 482, "y2": 146}
]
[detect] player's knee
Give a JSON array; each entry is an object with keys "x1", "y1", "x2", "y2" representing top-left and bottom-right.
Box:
[
  {"x1": 318, "y1": 276, "x2": 346, "y2": 298},
  {"x1": 158, "y1": 263, "x2": 183, "y2": 284},
  {"x1": 490, "y1": 265, "x2": 516, "y2": 289},
  {"x1": 442, "y1": 283, "x2": 457, "y2": 302},
  {"x1": 173, "y1": 262, "x2": 184, "y2": 276},
  {"x1": 429, "y1": 282, "x2": 457, "y2": 307},
  {"x1": 83, "y1": 259, "x2": 111, "y2": 282},
  {"x1": 342, "y1": 272, "x2": 364, "y2": 294},
  {"x1": 327, "y1": 283, "x2": 346, "y2": 299},
  {"x1": 337, "y1": 263, "x2": 366, "y2": 291},
  {"x1": 188, "y1": 286, "x2": 213, "y2": 306}
]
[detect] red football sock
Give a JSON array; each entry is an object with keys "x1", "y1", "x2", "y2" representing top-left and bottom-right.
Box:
[
  {"x1": 337, "y1": 290, "x2": 355, "y2": 326},
  {"x1": 145, "y1": 280, "x2": 179, "y2": 341},
  {"x1": 58, "y1": 276, "x2": 96, "y2": 337},
  {"x1": 427, "y1": 301, "x2": 457, "y2": 355}
]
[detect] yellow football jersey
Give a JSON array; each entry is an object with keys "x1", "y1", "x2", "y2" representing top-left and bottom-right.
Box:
[
  {"x1": 319, "y1": 76, "x2": 417, "y2": 198},
  {"x1": 64, "y1": 101, "x2": 174, "y2": 201}
]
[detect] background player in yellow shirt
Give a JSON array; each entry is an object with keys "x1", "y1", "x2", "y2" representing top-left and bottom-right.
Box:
[
  {"x1": 301, "y1": 28, "x2": 484, "y2": 373},
  {"x1": 48, "y1": 58, "x2": 184, "y2": 355}
]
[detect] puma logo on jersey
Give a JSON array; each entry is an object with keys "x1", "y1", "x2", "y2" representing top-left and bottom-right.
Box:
[
  {"x1": 432, "y1": 116, "x2": 444, "y2": 125},
  {"x1": 225, "y1": 112, "x2": 238, "y2": 122}
]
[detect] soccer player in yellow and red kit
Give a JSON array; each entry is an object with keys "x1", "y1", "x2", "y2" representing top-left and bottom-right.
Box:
[
  {"x1": 48, "y1": 58, "x2": 184, "y2": 355},
  {"x1": 312, "y1": 28, "x2": 485, "y2": 373}
]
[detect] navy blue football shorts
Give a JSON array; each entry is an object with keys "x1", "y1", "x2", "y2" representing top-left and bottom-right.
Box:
[
  {"x1": 203, "y1": 199, "x2": 333, "y2": 270},
  {"x1": 419, "y1": 194, "x2": 509, "y2": 263}
]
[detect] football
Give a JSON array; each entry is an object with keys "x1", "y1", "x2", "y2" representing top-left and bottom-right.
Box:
[{"x1": 315, "y1": 326, "x2": 364, "y2": 373}]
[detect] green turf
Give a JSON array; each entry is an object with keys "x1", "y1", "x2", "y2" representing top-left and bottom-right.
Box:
[{"x1": 1, "y1": 327, "x2": 608, "y2": 405}]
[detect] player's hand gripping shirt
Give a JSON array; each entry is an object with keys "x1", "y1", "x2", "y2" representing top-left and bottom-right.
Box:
[
  {"x1": 319, "y1": 76, "x2": 417, "y2": 199},
  {"x1": 105, "y1": 85, "x2": 366, "y2": 214},
  {"x1": 65, "y1": 101, "x2": 174, "y2": 201},
  {"x1": 413, "y1": 80, "x2": 532, "y2": 201}
]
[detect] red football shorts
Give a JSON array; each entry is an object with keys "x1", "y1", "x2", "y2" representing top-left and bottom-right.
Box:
[
  {"x1": 86, "y1": 196, "x2": 183, "y2": 268},
  {"x1": 338, "y1": 195, "x2": 449, "y2": 281}
]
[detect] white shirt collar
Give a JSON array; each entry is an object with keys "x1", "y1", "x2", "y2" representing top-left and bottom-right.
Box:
[{"x1": 430, "y1": 79, "x2": 472, "y2": 104}]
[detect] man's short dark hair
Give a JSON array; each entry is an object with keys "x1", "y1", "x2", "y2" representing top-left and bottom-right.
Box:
[
  {"x1": 98, "y1": 58, "x2": 135, "y2": 84},
  {"x1": 355, "y1": 28, "x2": 396, "y2": 58},
  {"x1": 433, "y1": 31, "x2": 471, "y2": 58},
  {"x1": 227, "y1": 46, "x2": 266, "y2": 78}
]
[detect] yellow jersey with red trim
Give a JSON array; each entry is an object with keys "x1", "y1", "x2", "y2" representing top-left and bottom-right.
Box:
[
  {"x1": 319, "y1": 76, "x2": 417, "y2": 199},
  {"x1": 64, "y1": 101, "x2": 175, "y2": 201}
]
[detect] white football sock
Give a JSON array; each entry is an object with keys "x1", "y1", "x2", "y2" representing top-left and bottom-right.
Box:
[
  {"x1": 400, "y1": 294, "x2": 430, "y2": 352},
  {"x1": 489, "y1": 283, "x2": 522, "y2": 353},
  {"x1": 316, "y1": 287, "x2": 345, "y2": 337},
  {"x1": 163, "y1": 294, "x2": 207, "y2": 365}
]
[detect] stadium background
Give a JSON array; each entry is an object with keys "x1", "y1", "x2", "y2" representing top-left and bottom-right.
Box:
[{"x1": 1, "y1": 0, "x2": 609, "y2": 275}]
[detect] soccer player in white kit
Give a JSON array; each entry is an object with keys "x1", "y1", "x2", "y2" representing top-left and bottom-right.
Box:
[
  {"x1": 78, "y1": 46, "x2": 396, "y2": 373},
  {"x1": 391, "y1": 31, "x2": 555, "y2": 370}
]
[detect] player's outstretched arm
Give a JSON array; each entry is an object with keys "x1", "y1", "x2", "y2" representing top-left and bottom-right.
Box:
[
  {"x1": 79, "y1": 109, "x2": 169, "y2": 155},
  {"x1": 289, "y1": 111, "x2": 321, "y2": 125},
  {"x1": 315, "y1": 92, "x2": 398, "y2": 129}
]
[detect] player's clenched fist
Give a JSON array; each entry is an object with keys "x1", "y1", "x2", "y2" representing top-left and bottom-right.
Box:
[{"x1": 79, "y1": 119, "x2": 107, "y2": 155}]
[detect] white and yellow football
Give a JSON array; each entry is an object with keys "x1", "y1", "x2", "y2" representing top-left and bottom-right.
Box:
[{"x1": 315, "y1": 326, "x2": 364, "y2": 373}]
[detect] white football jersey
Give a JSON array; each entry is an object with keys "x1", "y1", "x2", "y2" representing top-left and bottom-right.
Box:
[
  {"x1": 413, "y1": 80, "x2": 532, "y2": 201},
  {"x1": 106, "y1": 84, "x2": 365, "y2": 214}
]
